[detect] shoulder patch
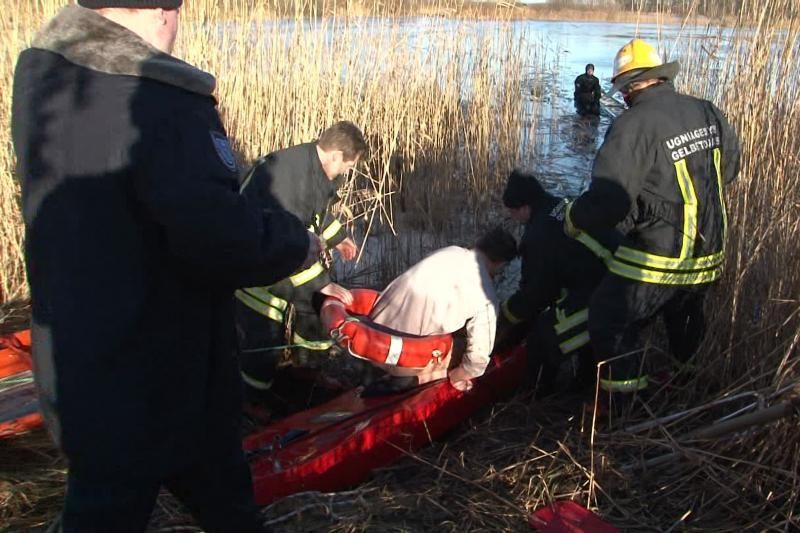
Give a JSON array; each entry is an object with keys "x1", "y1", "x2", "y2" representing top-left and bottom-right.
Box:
[{"x1": 210, "y1": 131, "x2": 237, "y2": 172}]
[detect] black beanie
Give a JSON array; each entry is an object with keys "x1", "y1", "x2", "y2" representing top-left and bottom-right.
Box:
[
  {"x1": 502, "y1": 170, "x2": 549, "y2": 209},
  {"x1": 78, "y1": 0, "x2": 183, "y2": 8},
  {"x1": 586, "y1": 63, "x2": 595, "y2": 72}
]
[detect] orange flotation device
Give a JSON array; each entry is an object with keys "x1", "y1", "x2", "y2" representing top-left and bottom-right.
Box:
[
  {"x1": 320, "y1": 289, "x2": 453, "y2": 368},
  {"x1": 0, "y1": 330, "x2": 44, "y2": 438}
]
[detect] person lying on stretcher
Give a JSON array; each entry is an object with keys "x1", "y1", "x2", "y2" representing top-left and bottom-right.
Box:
[{"x1": 359, "y1": 228, "x2": 517, "y2": 396}]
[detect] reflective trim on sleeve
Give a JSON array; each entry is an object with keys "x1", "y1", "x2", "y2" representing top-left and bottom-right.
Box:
[
  {"x1": 289, "y1": 262, "x2": 326, "y2": 287},
  {"x1": 244, "y1": 287, "x2": 288, "y2": 311},
  {"x1": 321, "y1": 219, "x2": 344, "y2": 241},
  {"x1": 235, "y1": 289, "x2": 285, "y2": 323}
]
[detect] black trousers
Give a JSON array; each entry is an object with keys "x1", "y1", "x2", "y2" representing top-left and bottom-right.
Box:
[
  {"x1": 235, "y1": 299, "x2": 286, "y2": 390},
  {"x1": 525, "y1": 289, "x2": 595, "y2": 395},
  {"x1": 588, "y1": 273, "x2": 709, "y2": 388},
  {"x1": 59, "y1": 445, "x2": 266, "y2": 533}
]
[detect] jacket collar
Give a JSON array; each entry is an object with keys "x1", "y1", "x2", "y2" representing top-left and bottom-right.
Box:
[
  {"x1": 628, "y1": 81, "x2": 675, "y2": 107},
  {"x1": 31, "y1": 5, "x2": 215, "y2": 96}
]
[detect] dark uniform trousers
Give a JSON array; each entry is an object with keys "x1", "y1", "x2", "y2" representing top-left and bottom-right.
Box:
[
  {"x1": 525, "y1": 289, "x2": 594, "y2": 395},
  {"x1": 588, "y1": 274, "x2": 708, "y2": 389}
]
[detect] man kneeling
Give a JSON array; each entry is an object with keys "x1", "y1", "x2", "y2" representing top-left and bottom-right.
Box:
[{"x1": 362, "y1": 228, "x2": 517, "y2": 396}]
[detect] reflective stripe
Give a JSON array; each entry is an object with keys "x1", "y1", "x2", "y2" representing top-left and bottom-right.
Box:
[
  {"x1": 567, "y1": 163, "x2": 724, "y2": 286},
  {"x1": 241, "y1": 371, "x2": 273, "y2": 391},
  {"x1": 502, "y1": 300, "x2": 524, "y2": 325},
  {"x1": 245, "y1": 287, "x2": 288, "y2": 311},
  {"x1": 235, "y1": 290, "x2": 285, "y2": 323},
  {"x1": 559, "y1": 331, "x2": 590, "y2": 355},
  {"x1": 600, "y1": 376, "x2": 649, "y2": 393},
  {"x1": 607, "y1": 260, "x2": 722, "y2": 285},
  {"x1": 386, "y1": 336, "x2": 403, "y2": 365},
  {"x1": 614, "y1": 247, "x2": 723, "y2": 271},
  {"x1": 554, "y1": 308, "x2": 588, "y2": 335},
  {"x1": 674, "y1": 159, "x2": 698, "y2": 259},
  {"x1": 713, "y1": 148, "x2": 728, "y2": 242},
  {"x1": 289, "y1": 262, "x2": 325, "y2": 287},
  {"x1": 573, "y1": 221, "x2": 722, "y2": 285},
  {"x1": 321, "y1": 219, "x2": 343, "y2": 241},
  {"x1": 292, "y1": 332, "x2": 333, "y2": 351}
]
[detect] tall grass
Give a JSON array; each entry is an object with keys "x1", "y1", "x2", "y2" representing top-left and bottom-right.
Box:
[{"x1": 0, "y1": 0, "x2": 534, "y2": 304}]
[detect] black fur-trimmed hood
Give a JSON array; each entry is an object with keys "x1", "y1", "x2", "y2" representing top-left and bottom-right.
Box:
[{"x1": 31, "y1": 5, "x2": 215, "y2": 96}]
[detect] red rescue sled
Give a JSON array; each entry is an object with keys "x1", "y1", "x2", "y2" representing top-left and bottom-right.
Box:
[
  {"x1": 0, "y1": 330, "x2": 44, "y2": 438},
  {"x1": 245, "y1": 343, "x2": 527, "y2": 505}
]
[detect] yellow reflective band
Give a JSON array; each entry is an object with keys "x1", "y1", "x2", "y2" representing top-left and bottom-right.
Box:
[
  {"x1": 600, "y1": 376, "x2": 649, "y2": 393},
  {"x1": 554, "y1": 308, "x2": 588, "y2": 335},
  {"x1": 614, "y1": 247, "x2": 724, "y2": 271},
  {"x1": 235, "y1": 290, "x2": 285, "y2": 323},
  {"x1": 608, "y1": 260, "x2": 722, "y2": 285},
  {"x1": 502, "y1": 300, "x2": 524, "y2": 325},
  {"x1": 575, "y1": 223, "x2": 722, "y2": 285},
  {"x1": 289, "y1": 262, "x2": 325, "y2": 287},
  {"x1": 321, "y1": 219, "x2": 343, "y2": 242},
  {"x1": 559, "y1": 331, "x2": 590, "y2": 355},
  {"x1": 292, "y1": 332, "x2": 333, "y2": 351},
  {"x1": 241, "y1": 371, "x2": 273, "y2": 391},
  {"x1": 244, "y1": 287, "x2": 288, "y2": 311},
  {"x1": 674, "y1": 159, "x2": 699, "y2": 259},
  {"x1": 713, "y1": 148, "x2": 728, "y2": 242}
]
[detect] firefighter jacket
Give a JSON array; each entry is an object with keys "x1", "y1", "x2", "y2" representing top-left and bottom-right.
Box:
[
  {"x1": 567, "y1": 83, "x2": 741, "y2": 285},
  {"x1": 236, "y1": 143, "x2": 347, "y2": 351},
  {"x1": 503, "y1": 195, "x2": 606, "y2": 324},
  {"x1": 10, "y1": 6, "x2": 310, "y2": 479}
]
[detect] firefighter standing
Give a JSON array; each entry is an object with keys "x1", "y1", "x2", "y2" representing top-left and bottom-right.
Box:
[
  {"x1": 565, "y1": 39, "x2": 741, "y2": 405},
  {"x1": 500, "y1": 171, "x2": 606, "y2": 395},
  {"x1": 574, "y1": 63, "x2": 602, "y2": 116},
  {"x1": 235, "y1": 122, "x2": 367, "y2": 392}
]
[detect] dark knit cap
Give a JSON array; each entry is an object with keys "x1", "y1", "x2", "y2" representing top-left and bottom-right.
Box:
[
  {"x1": 78, "y1": 0, "x2": 183, "y2": 8},
  {"x1": 502, "y1": 170, "x2": 549, "y2": 209},
  {"x1": 586, "y1": 63, "x2": 595, "y2": 72}
]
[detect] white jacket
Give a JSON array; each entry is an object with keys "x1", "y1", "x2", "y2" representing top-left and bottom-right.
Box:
[{"x1": 369, "y1": 246, "x2": 498, "y2": 378}]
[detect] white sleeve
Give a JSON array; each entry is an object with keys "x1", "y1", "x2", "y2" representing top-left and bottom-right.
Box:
[{"x1": 460, "y1": 300, "x2": 497, "y2": 378}]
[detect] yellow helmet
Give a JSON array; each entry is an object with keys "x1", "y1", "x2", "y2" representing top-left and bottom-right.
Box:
[
  {"x1": 612, "y1": 39, "x2": 664, "y2": 81},
  {"x1": 608, "y1": 38, "x2": 680, "y2": 95}
]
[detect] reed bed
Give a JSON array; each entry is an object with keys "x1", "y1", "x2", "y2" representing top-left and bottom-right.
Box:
[{"x1": 1, "y1": 0, "x2": 799, "y2": 531}]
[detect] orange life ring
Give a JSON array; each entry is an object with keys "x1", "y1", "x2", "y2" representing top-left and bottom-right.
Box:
[{"x1": 320, "y1": 289, "x2": 453, "y2": 368}]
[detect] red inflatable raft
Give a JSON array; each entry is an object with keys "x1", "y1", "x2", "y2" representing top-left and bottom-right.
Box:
[
  {"x1": 320, "y1": 288, "x2": 453, "y2": 368},
  {"x1": 245, "y1": 342, "x2": 526, "y2": 505},
  {"x1": 0, "y1": 330, "x2": 43, "y2": 438}
]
